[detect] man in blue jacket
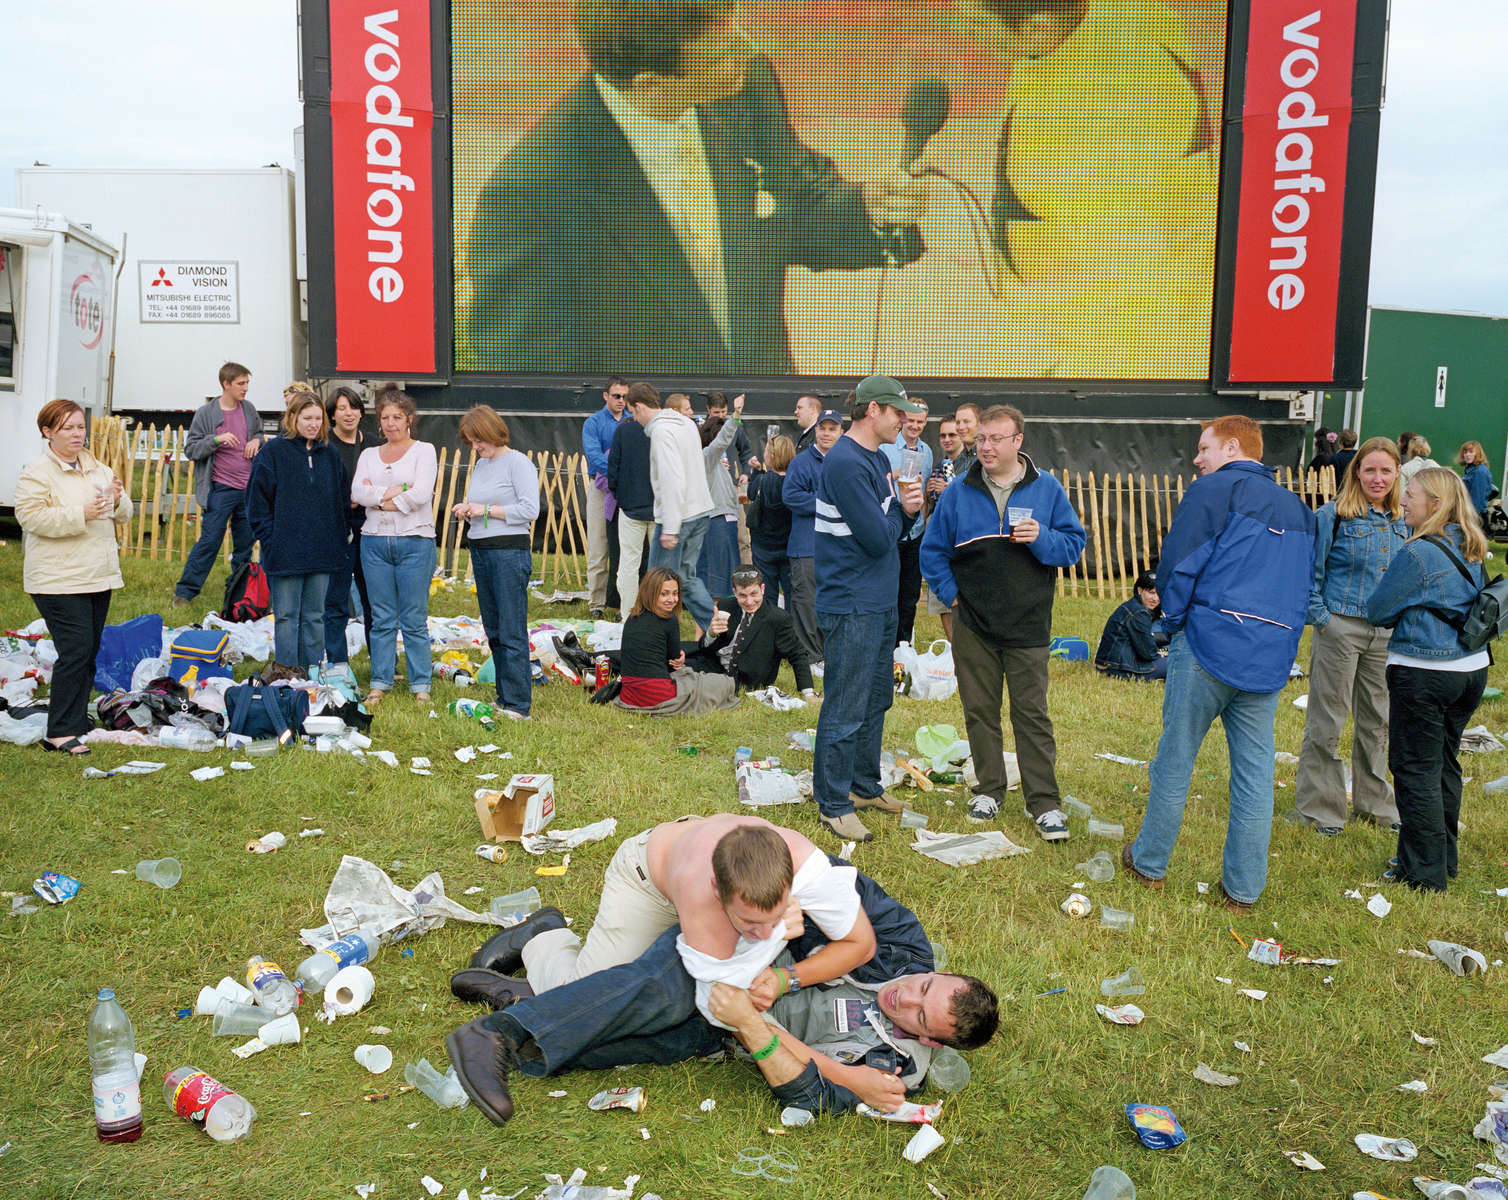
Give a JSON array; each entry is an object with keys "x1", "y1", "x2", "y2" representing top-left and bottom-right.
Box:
[
  {"x1": 812, "y1": 377, "x2": 925, "y2": 842},
  {"x1": 1122, "y1": 415, "x2": 1316, "y2": 911},
  {"x1": 582, "y1": 378, "x2": 628, "y2": 616},
  {"x1": 921, "y1": 405, "x2": 1085, "y2": 841},
  {"x1": 782, "y1": 410, "x2": 842, "y2": 664}
]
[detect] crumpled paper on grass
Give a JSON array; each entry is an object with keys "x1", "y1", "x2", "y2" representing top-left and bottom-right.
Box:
[
  {"x1": 747, "y1": 686, "x2": 807, "y2": 711},
  {"x1": 909, "y1": 829, "x2": 1029, "y2": 867},
  {"x1": 522, "y1": 818, "x2": 618, "y2": 855},
  {"x1": 300, "y1": 855, "x2": 506, "y2": 947},
  {"x1": 737, "y1": 764, "x2": 813, "y2": 807},
  {"x1": 1473, "y1": 1100, "x2": 1508, "y2": 1166},
  {"x1": 1460, "y1": 725, "x2": 1505, "y2": 754}
]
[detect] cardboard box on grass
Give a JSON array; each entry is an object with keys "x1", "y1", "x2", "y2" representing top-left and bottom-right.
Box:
[{"x1": 476, "y1": 774, "x2": 555, "y2": 842}]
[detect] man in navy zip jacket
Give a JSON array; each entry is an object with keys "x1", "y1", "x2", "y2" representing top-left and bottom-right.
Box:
[
  {"x1": 811, "y1": 377, "x2": 925, "y2": 842},
  {"x1": 782, "y1": 411, "x2": 842, "y2": 663},
  {"x1": 921, "y1": 404, "x2": 1085, "y2": 842},
  {"x1": 1122, "y1": 416, "x2": 1316, "y2": 911}
]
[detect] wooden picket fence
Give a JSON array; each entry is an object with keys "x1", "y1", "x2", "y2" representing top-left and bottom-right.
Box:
[{"x1": 87, "y1": 416, "x2": 1336, "y2": 600}]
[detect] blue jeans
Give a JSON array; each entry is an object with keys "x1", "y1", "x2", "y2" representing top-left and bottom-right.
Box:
[
  {"x1": 362, "y1": 535, "x2": 436, "y2": 692},
  {"x1": 323, "y1": 530, "x2": 371, "y2": 665},
  {"x1": 472, "y1": 546, "x2": 533, "y2": 716},
  {"x1": 749, "y1": 544, "x2": 791, "y2": 610},
  {"x1": 813, "y1": 609, "x2": 898, "y2": 818},
  {"x1": 1128, "y1": 634, "x2": 1282, "y2": 904},
  {"x1": 648, "y1": 515, "x2": 715, "y2": 631},
  {"x1": 175, "y1": 482, "x2": 254, "y2": 600},
  {"x1": 269, "y1": 572, "x2": 330, "y2": 669},
  {"x1": 697, "y1": 515, "x2": 739, "y2": 602},
  {"x1": 482, "y1": 926, "x2": 722, "y2": 1076}
]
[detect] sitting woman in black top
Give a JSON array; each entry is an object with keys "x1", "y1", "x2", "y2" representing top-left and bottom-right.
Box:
[
  {"x1": 615, "y1": 567, "x2": 740, "y2": 716},
  {"x1": 1095, "y1": 571, "x2": 1168, "y2": 681}
]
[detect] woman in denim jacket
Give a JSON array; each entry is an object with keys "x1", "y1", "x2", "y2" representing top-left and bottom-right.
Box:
[
  {"x1": 1095, "y1": 571, "x2": 1168, "y2": 680},
  {"x1": 1366, "y1": 467, "x2": 1489, "y2": 891},
  {"x1": 1457, "y1": 441, "x2": 1494, "y2": 522},
  {"x1": 1296, "y1": 438, "x2": 1408, "y2": 833}
]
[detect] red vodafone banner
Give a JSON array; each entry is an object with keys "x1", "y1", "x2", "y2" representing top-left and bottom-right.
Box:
[
  {"x1": 328, "y1": 0, "x2": 435, "y2": 373},
  {"x1": 1227, "y1": 1, "x2": 1357, "y2": 382}
]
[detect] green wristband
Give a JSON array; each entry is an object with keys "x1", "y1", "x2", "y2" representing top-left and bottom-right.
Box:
[{"x1": 750, "y1": 1033, "x2": 780, "y2": 1062}]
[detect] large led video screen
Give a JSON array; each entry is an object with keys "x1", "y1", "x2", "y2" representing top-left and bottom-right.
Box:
[{"x1": 450, "y1": 0, "x2": 1226, "y2": 379}]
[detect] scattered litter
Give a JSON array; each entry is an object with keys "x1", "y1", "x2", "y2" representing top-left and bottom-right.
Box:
[
  {"x1": 299, "y1": 828, "x2": 324, "y2": 839},
  {"x1": 411, "y1": 768, "x2": 433, "y2": 777},
  {"x1": 355, "y1": 1045, "x2": 393, "y2": 1074},
  {"x1": 229, "y1": 761, "x2": 255, "y2": 771},
  {"x1": 369, "y1": 1026, "x2": 393, "y2": 1035},
  {"x1": 1367, "y1": 893, "x2": 1393, "y2": 918},
  {"x1": 422, "y1": 1178, "x2": 443, "y2": 1197},
  {"x1": 856, "y1": 1100, "x2": 941, "y2": 1124},
  {"x1": 588, "y1": 1087, "x2": 647, "y2": 1113},
  {"x1": 373, "y1": 750, "x2": 399, "y2": 767},
  {"x1": 32, "y1": 871, "x2": 82, "y2": 905},
  {"x1": 1193, "y1": 1063, "x2": 1239, "y2": 1087},
  {"x1": 638, "y1": 1128, "x2": 651, "y2": 1140},
  {"x1": 82, "y1": 760, "x2": 166, "y2": 779},
  {"x1": 1399, "y1": 1080, "x2": 1429, "y2": 1094},
  {"x1": 354, "y1": 1185, "x2": 376, "y2": 1198},
  {"x1": 736, "y1": 763, "x2": 813, "y2": 807},
  {"x1": 455, "y1": 746, "x2": 477, "y2": 763},
  {"x1": 1346, "y1": 889, "x2": 1364, "y2": 900},
  {"x1": 1239, "y1": 989, "x2": 1267, "y2": 1001},
  {"x1": 1061, "y1": 893, "x2": 1092, "y2": 918},
  {"x1": 404, "y1": 1059, "x2": 468, "y2": 1109},
  {"x1": 1461, "y1": 726, "x2": 1505, "y2": 754},
  {"x1": 1414, "y1": 1032, "x2": 1439, "y2": 1047},
  {"x1": 747, "y1": 686, "x2": 807, "y2": 711},
  {"x1": 1292, "y1": 694, "x2": 1308, "y2": 709},
  {"x1": 535, "y1": 859, "x2": 569, "y2": 877},
  {"x1": 731, "y1": 1150, "x2": 798, "y2": 1183},
  {"x1": 1429, "y1": 940, "x2": 1489, "y2": 976},
  {"x1": 1248, "y1": 938, "x2": 1282, "y2": 966},
  {"x1": 1125, "y1": 1103, "x2": 1187, "y2": 1149},
  {"x1": 521, "y1": 819, "x2": 618, "y2": 855},
  {"x1": 548, "y1": 1090, "x2": 568, "y2": 1098},
  {"x1": 190, "y1": 766, "x2": 225, "y2": 782},
  {"x1": 1274, "y1": 751, "x2": 1300, "y2": 765},
  {"x1": 1354, "y1": 1133, "x2": 1418, "y2": 1161},
  {"x1": 909, "y1": 829, "x2": 1030, "y2": 866},
  {"x1": 1097, "y1": 1004, "x2": 1145, "y2": 1025},
  {"x1": 699, "y1": 1099, "x2": 716, "y2": 1112},
  {"x1": 1196, "y1": 881, "x2": 1209, "y2": 894},
  {"x1": 463, "y1": 886, "x2": 484, "y2": 896},
  {"x1": 1215, "y1": 976, "x2": 1234, "y2": 986},
  {"x1": 1096, "y1": 753, "x2": 1148, "y2": 766},
  {"x1": 1484, "y1": 1047, "x2": 1508, "y2": 1070},
  {"x1": 1101, "y1": 967, "x2": 1146, "y2": 997},
  {"x1": 300, "y1": 855, "x2": 508, "y2": 949},
  {"x1": 779, "y1": 1107, "x2": 812, "y2": 1126},
  {"x1": 903, "y1": 1124, "x2": 945, "y2": 1163},
  {"x1": 1234, "y1": 1041, "x2": 1252, "y2": 1053},
  {"x1": 476, "y1": 773, "x2": 499, "y2": 781},
  {"x1": 1283, "y1": 1150, "x2": 1325, "y2": 1170},
  {"x1": 246, "y1": 832, "x2": 286, "y2": 854}
]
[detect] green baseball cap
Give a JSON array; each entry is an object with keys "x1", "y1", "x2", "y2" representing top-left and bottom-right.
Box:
[{"x1": 855, "y1": 374, "x2": 924, "y2": 414}]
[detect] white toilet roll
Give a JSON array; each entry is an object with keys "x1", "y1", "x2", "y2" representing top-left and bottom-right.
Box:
[{"x1": 326, "y1": 965, "x2": 375, "y2": 1015}]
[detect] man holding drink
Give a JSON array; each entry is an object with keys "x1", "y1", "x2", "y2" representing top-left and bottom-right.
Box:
[
  {"x1": 881, "y1": 400, "x2": 933, "y2": 648},
  {"x1": 920, "y1": 405, "x2": 1085, "y2": 842}
]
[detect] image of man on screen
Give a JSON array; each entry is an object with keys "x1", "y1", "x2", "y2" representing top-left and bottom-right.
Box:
[{"x1": 459, "y1": 0, "x2": 926, "y2": 374}]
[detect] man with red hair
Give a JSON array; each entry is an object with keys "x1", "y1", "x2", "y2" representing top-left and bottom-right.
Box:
[{"x1": 1121, "y1": 416, "x2": 1315, "y2": 912}]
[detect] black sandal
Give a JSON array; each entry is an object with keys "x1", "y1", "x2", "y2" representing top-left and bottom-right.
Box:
[{"x1": 41, "y1": 737, "x2": 90, "y2": 755}]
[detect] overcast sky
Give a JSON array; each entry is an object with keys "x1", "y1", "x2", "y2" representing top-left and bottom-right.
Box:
[{"x1": 2, "y1": 0, "x2": 1503, "y2": 317}]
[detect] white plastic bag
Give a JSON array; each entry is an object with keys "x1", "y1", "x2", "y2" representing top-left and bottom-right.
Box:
[
  {"x1": 130, "y1": 656, "x2": 171, "y2": 691},
  {"x1": 0, "y1": 711, "x2": 49, "y2": 746},
  {"x1": 894, "y1": 639, "x2": 957, "y2": 701}
]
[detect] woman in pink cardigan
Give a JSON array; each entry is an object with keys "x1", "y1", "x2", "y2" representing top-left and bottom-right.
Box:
[{"x1": 350, "y1": 389, "x2": 439, "y2": 706}]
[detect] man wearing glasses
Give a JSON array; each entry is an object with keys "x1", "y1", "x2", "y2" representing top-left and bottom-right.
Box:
[
  {"x1": 921, "y1": 404, "x2": 1085, "y2": 842},
  {"x1": 583, "y1": 377, "x2": 629, "y2": 616}
]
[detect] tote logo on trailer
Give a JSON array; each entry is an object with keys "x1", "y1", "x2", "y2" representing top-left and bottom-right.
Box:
[
  {"x1": 71, "y1": 273, "x2": 105, "y2": 350},
  {"x1": 329, "y1": 0, "x2": 435, "y2": 372},
  {"x1": 1227, "y1": 2, "x2": 1359, "y2": 381}
]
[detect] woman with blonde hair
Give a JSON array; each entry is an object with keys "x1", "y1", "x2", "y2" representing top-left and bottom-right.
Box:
[
  {"x1": 15, "y1": 399, "x2": 132, "y2": 754},
  {"x1": 1398, "y1": 434, "x2": 1438, "y2": 483},
  {"x1": 1367, "y1": 467, "x2": 1490, "y2": 891},
  {"x1": 747, "y1": 434, "x2": 796, "y2": 608},
  {"x1": 248, "y1": 390, "x2": 360, "y2": 678},
  {"x1": 1295, "y1": 437, "x2": 1409, "y2": 834},
  {"x1": 1456, "y1": 440, "x2": 1494, "y2": 522}
]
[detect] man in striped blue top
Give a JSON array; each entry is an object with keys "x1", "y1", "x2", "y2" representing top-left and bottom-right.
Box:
[{"x1": 812, "y1": 375, "x2": 926, "y2": 842}]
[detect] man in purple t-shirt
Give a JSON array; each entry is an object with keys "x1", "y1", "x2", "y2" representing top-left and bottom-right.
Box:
[{"x1": 173, "y1": 362, "x2": 263, "y2": 606}]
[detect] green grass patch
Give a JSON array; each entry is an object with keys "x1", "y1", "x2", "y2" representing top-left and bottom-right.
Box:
[{"x1": 1, "y1": 545, "x2": 1506, "y2": 1198}]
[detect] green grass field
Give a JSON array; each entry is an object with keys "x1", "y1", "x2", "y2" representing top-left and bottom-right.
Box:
[{"x1": 1, "y1": 544, "x2": 1505, "y2": 1199}]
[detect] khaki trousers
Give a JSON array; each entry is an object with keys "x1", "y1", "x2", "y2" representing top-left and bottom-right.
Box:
[
  {"x1": 1295, "y1": 613, "x2": 1397, "y2": 827},
  {"x1": 586, "y1": 482, "x2": 611, "y2": 609}
]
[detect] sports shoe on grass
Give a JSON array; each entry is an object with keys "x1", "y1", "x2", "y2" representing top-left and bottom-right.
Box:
[
  {"x1": 851, "y1": 790, "x2": 905, "y2": 813},
  {"x1": 1030, "y1": 808, "x2": 1070, "y2": 841},
  {"x1": 819, "y1": 811, "x2": 872, "y2": 842},
  {"x1": 967, "y1": 795, "x2": 1000, "y2": 823}
]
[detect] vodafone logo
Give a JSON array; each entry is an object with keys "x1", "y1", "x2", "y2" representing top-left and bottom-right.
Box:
[{"x1": 70, "y1": 273, "x2": 105, "y2": 350}]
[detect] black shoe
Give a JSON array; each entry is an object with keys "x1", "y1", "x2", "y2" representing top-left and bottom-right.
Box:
[
  {"x1": 445, "y1": 1016, "x2": 518, "y2": 1127},
  {"x1": 469, "y1": 907, "x2": 568, "y2": 974},
  {"x1": 450, "y1": 968, "x2": 536, "y2": 1010}
]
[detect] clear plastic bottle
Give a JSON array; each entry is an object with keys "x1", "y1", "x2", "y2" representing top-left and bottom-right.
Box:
[
  {"x1": 88, "y1": 987, "x2": 143, "y2": 1143},
  {"x1": 162, "y1": 1066, "x2": 257, "y2": 1142},
  {"x1": 244, "y1": 957, "x2": 299, "y2": 1014},
  {"x1": 294, "y1": 929, "x2": 381, "y2": 992},
  {"x1": 158, "y1": 725, "x2": 217, "y2": 751}
]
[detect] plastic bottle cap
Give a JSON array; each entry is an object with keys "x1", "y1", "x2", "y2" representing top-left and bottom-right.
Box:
[{"x1": 98, "y1": 987, "x2": 115, "y2": 1000}]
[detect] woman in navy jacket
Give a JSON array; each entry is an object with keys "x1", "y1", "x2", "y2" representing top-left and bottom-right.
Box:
[
  {"x1": 1366, "y1": 467, "x2": 1489, "y2": 892},
  {"x1": 247, "y1": 391, "x2": 359, "y2": 677}
]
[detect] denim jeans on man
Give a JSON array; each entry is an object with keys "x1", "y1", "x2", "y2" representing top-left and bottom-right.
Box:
[
  {"x1": 175, "y1": 482, "x2": 254, "y2": 601},
  {"x1": 472, "y1": 545, "x2": 532, "y2": 716},
  {"x1": 270, "y1": 573, "x2": 330, "y2": 669},
  {"x1": 648, "y1": 515, "x2": 715, "y2": 631},
  {"x1": 1128, "y1": 634, "x2": 1281, "y2": 904},
  {"x1": 813, "y1": 609, "x2": 898, "y2": 818},
  {"x1": 362, "y1": 535, "x2": 436, "y2": 692}
]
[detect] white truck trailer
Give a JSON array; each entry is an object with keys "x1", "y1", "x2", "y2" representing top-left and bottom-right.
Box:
[{"x1": 0, "y1": 206, "x2": 118, "y2": 505}]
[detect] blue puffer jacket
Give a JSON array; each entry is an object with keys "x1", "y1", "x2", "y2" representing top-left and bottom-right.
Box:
[
  {"x1": 1157, "y1": 459, "x2": 1316, "y2": 692},
  {"x1": 246, "y1": 436, "x2": 358, "y2": 576},
  {"x1": 1367, "y1": 524, "x2": 1486, "y2": 661}
]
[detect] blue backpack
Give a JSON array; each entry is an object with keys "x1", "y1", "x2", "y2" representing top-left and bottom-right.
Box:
[{"x1": 225, "y1": 682, "x2": 310, "y2": 744}]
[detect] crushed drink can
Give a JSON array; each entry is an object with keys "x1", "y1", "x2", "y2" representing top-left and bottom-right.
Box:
[
  {"x1": 475, "y1": 844, "x2": 507, "y2": 863},
  {"x1": 587, "y1": 1086, "x2": 647, "y2": 1113}
]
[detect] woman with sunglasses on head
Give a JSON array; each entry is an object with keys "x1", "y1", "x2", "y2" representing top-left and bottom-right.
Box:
[{"x1": 1366, "y1": 467, "x2": 1490, "y2": 891}]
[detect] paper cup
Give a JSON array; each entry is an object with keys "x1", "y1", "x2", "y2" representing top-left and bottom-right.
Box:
[
  {"x1": 215, "y1": 976, "x2": 256, "y2": 1007},
  {"x1": 257, "y1": 1012, "x2": 302, "y2": 1046},
  {"x1": 194, "y1": 984, "x2": 224, "y2": 1016},
  {"x1": 903, "y1": 1124, "x2": 945, "y2": 1163},
  {"x1": 326, "y1": 965, "x2": 375, "y2": 1014},
  {"x1": 354, "y1": 1044, "x2": 394, "y2": 1074}
]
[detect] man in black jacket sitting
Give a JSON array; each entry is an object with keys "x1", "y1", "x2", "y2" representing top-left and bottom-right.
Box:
[{"x1": 686, "y1": 565, "x2": 817, "y2": 699}]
